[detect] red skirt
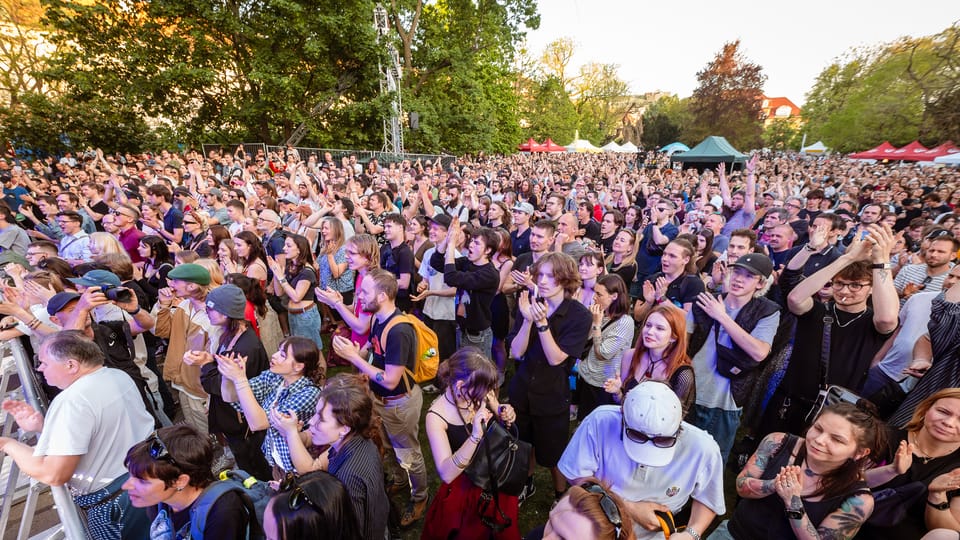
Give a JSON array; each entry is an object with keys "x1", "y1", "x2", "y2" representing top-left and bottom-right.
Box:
[{"x1": 421, "y1": 474, "x2": 520, "y2": 540}]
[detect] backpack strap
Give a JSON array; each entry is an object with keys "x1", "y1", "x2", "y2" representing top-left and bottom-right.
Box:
[{"x1": 381, "y1": 314, "x2": 415, "y2": 392}]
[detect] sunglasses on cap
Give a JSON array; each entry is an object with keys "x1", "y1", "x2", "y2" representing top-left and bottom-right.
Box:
[
  {"x1": 926, "y1": 229, "x2": 953, "y2": 241},
  {"x1": 621, "y1": 416, "x2": 680, "y2": 448}
]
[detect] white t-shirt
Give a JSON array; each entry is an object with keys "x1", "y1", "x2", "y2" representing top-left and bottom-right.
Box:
[
  {"x1": 692, "y1": 305, "x2": 780, "y2": 411},
  {"x1": 878, "y1": 291, "x2": 936, "y2": 383},
  {"x1": 418, "y1": 247, "x2": 457, "y2": 321},
  {"x1": 558, "y1": 406, "x2": 726, "y2": 540},
  {"x1": 34, "y1": 367, "x2": 153, "y2": 494}
]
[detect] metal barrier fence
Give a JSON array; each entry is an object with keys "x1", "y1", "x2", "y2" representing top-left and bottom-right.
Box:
[
  {"x1": 0, "y1": 338, "x2": 88, "y2": 540},
  {"x1": 201, "y1": 143, "x2": 453, "y2": 168}
]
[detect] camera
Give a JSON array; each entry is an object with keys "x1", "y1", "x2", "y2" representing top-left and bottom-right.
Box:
[{"x1": 101, "y1": 285, "x2": 132, "y2": 303}]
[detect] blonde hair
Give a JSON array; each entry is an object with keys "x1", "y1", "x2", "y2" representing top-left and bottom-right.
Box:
[
  {"x1": 194, "y1": 258, "x2": 225, "y2": 288},
  {"x1": 346, "y1": 234, "x2": 380, "y2": 271},
  {"x1": 89, "y1": 232, "x2": 126, "y2": 257}
]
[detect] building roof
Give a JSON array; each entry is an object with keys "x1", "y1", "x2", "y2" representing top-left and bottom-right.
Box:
[{"x1": 761, "y1": 96, "x2": 802, "y2": 119}]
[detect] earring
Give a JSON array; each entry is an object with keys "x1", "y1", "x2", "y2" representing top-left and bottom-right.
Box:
[{"x1": 176, "y1": 486, "x2": 184, "y2": 492}]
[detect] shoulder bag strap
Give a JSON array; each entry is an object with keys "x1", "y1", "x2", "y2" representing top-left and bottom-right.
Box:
[{"x1": 820, "y1": 303, "x2": 834, "y2": 390}]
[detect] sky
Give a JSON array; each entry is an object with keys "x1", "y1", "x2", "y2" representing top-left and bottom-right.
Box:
[{"x1": 524, "y1": 0, "x2": 960, "y2": 106}]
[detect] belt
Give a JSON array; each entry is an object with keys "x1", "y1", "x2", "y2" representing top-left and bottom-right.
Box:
[
  {"x1": 377, "y1": 390, "x2": 410, "y2": 403},
  {"x1": 287, "y1": 303, "x2": 315, "y2": 315}
]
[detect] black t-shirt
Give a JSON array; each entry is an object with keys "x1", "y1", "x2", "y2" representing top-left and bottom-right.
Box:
[
  {"x1": 152, "y1": 489, "x2": 248, "y2": 540},
  {"x1": 511, "y1": 227, "x2": 531, "y2": 256},
  {"x1": 380, "y1": 242, "x2": 414, "y2": 300},
  {"x1": 785, "y1": 301, "x2": 894, "y2": 401},
  {"x1": 857, "y1": 429, "x2": 960, "y2": 539},
  {"x1": 581, "y1": 219, "x2": 601, "y2": 244},
  {"x1": 644, "y1": 272, "x2": 705, "y2": 309},
  {"x1": 287, "y1": 266, "x2": 317, "y2": 304},
  {"x1": 507, "y1": 298, "x2": 592, "y2": 416},
  {"x1": 369, "y1": 310, "x2": 416, "y2": 398},
  {"x1": 201, "y1": 328, "x2": 270, "y2": 436}
]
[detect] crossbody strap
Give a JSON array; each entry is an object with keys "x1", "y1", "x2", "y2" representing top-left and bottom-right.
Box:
[{"x1": 819, "y1": 303, "x2": 834, "y2": 390}]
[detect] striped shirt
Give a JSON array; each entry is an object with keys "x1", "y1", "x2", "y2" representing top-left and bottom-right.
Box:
[
  {"x1": 327, "y1": 436, "x2": 389, "y2": 540},
  {"x1": 231, "y1": 371, "x2": 320, "y2": 472},
  {"x1": 894, "y1": 263, "x2": 952, "y2": 299}
]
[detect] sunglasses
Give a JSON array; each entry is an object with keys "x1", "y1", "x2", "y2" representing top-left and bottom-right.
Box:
[
  {"x1": 279, "y1": 474, "x2": 322, "y2": 512},
  {"x1": 926, "y1": 229, "x2": 953, "y2": 241},
  {"x1": 621, "y1": 416, "x2": 679, "y2": 448},
  {"x1": 580, "y1": 482, "x2": 623, "y2": 539},
  {"x1": 148, "y1": 431, "x2": 179, "y2": 467}
]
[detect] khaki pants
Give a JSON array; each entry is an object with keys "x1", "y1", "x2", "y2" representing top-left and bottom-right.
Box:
[
  {"x1": 374, "y1": 385, "x2": 428, "y2": 502},
  {"x1": 178, "y1": 390, "x2": 209, "y2": 434}
]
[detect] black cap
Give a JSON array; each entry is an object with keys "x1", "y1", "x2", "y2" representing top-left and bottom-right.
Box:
[
  {"x1": 47, "y1": 292, "x2": 81, "y2": 316},
  {"x1": 731, "y1": 253, "x2": 774, "y2": 279},
  {"x1": 430, "y1": 214, "x2": 453, "y2": 230}
]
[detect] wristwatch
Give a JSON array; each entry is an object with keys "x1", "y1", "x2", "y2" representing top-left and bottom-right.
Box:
[
  {"x1": 870, "y1": 262, "x2": 892, "y2": 270},
  {"x1": 785, "y1": 506, "x2": 806, "y2": 520},
  {"x1": 927, "y1": 499, "x2": 951, "y2": 511},
  {"x1": 803, "y1": 243, "x2": 818, "y2": 252},
  {"x1": 536, "y1": 324, "x2": 550, "y2": 333}
]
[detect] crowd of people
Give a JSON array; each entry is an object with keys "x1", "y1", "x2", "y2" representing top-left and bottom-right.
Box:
[{"x1": 0, "y1": 146, "x2": 960, "y2": 539}]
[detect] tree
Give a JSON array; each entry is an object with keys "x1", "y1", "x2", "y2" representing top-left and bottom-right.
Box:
[
  {"x1": 392, "y1": 0, "x2": 539, "y2": 154},
  {"x1": 570, "y1": 62, "x2": 630, "y2": 143},
  {"x1": 641, "y1": 94, "x2": 690, "y2": 148},
  {"x1": 688, "y1": 40, "x2": 766, "y2": 150},
  {"x1": 520, "y1": 76, "x2": 577, "y2": 142},
  {"x1": 0, "y1": 0, "x2": 52, "y2": 107},
  {"x1": 762, "y1": 119, "x2": 802, "y2": 151},
  {"x1": 540, "y1": 37, "x2": 575, "y2": 89},
  {"x1": 41, "y1": 0, "x2": 385, "y2": 147}
]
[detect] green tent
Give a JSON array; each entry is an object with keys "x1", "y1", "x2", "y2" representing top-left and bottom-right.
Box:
[{"x1": 671, "y1": 136, "x2": 748, "y2": 169}]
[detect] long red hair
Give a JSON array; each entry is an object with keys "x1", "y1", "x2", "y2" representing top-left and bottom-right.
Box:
[{"x1": 627, "y1": 304, "x2": 690, "y2": 382}]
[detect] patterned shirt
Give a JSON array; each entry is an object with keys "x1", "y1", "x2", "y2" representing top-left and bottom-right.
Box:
[{"x1": 231, "y1": 371, "x2": 320, "y2": 472}]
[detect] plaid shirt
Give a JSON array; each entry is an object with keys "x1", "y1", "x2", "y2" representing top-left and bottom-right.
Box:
[{"x1": 231, "y1": 371, "x2": 321, "y2": 472}]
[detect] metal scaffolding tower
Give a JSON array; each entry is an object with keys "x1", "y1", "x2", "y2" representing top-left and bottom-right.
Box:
[{"x1": 374, "y1": 4, "x2": 404, "y2": 155}]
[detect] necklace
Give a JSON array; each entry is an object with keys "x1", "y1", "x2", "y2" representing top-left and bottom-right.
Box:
[
  {"x1": 832, "y1": 303, "x2": 867, "y2": 328},
  {"x1": 801, "y1": 460, "x2": 823, "y2": 478},
  {"x1": 644, "y1": 352, "x2": 664, "y2": 379},
  {"x1": 444, "y1": 392, "x2": 474, "y2": 413}
]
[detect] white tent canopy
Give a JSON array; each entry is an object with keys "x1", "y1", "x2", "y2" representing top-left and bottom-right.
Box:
[
  {"x1": 566, "y1": 139, "x2": 602, "y2": 153},
  {"x1": 934, "y1": 153, "x2": 960, "y2": 165},
  {"x1": 601, "y1": 141, "x2": 622, "y2": 152},
  {"x1": 801, "y1": 141, "x2": 829, "y2": 154},
  {"x1": 619, "y1": 141, "x2": 639, "y2": 153}
]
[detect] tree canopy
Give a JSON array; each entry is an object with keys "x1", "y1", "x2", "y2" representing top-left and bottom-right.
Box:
[
  {"x1": 688, "y1": 40, "x2": 766, "y2": 151},
  {"x1": 803, "y1": 23, "x2": 960, "y2": 152}
]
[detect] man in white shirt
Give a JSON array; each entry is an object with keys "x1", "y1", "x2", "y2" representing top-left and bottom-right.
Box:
[
  {"x1": 56, "y1": 211, "x2": 91, "y2": 265},
  {"x1": 0, "y1": 331, "x2": 153, "y2": 538},
  {"x1": 558, "y1": 380, "x2": 725, "y2": 540}
]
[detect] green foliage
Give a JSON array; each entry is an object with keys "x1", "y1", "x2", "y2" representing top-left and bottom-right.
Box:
[
  {"x1": 393, "y1": 0, "x2": 538, "y2": 154},
  {"x1": 520, "y1": 76, "x2": 577, "y2": 143},
  {"x1": 803, "y1": 24, "x2": 960, "y2": 152},
  {"x1": 0, "y1": 91, "x2": 158, "y2": 153},
  {"x1": 688, "y1": 40, "x2": 766, "y2": 150},
  {"x1": 762, "y1": 119, "x2": 802, "y2": 151},
  {"x1": 40, "y1": 0, "x2": 385, "y2": 147},
  {"x1": 642, "y1": 94, "x2": 691, "y2": 148}
]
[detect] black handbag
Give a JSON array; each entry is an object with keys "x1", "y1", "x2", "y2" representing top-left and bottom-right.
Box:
[
  {"x1": 457, "y1": 408, "x2": 532, "y2": 533},
  {"x1": 866, "y1": 481, "x2": 926, "y2": 527},
  {"x1": 463, "y1": 418, "x2": 531, "y2": 496}
]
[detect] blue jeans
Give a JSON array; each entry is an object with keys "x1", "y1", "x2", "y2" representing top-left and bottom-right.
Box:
[
  {"x1": 690, "y1": 404, "x2": 741, "y2": 464},
  {"x1": 288, "y1": 305, "x2": 323, "y2": 350},
  {"x1": 462, "y1": 327, "x2": 493, "y2": 360}
]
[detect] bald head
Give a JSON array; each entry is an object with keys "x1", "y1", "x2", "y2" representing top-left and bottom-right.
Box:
[{"x1": 557, "y1": 212, "x2": 579, "y2": 238}]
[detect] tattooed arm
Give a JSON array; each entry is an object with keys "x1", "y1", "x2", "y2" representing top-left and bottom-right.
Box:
[
  {"x1": 787, "y1": 491, "x2": 873, "y2": 540},
  {"x1": 735, "y1": 432, "x2": 788, "y2": 499}
]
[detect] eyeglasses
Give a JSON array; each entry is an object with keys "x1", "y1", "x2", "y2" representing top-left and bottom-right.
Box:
[
  {"x1": 831, "y1": 281, "x2": 870, "y2": 292},
  {"x1": 148, "y1": 431, "x2": 179, "y2": 467},
  {"x1": 621, "y1": 416, "x2": 679, "y2": 448},
  {"x1": 579, "y1": 482, "x2": 623, "y2": 539},
  {"x1": 278, "y1": 474, "x2": 322, "y2": 512}
]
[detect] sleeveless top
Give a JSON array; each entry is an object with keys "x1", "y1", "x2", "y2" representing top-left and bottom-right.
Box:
[
  {"x1": 729, "y1": 434, "x2": 870, "y2": 540},
  {"x1": 624, "y1": 364, "x2": 696, "y2": 418}
]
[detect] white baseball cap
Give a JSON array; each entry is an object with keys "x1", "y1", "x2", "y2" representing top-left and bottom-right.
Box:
[{"x1": 621, "y1": 380, "x2": 683, "y2": 466}]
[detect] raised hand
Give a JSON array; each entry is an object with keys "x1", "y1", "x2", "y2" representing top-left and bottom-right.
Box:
[{"x1": 2, "y1": 399, "x2": 44, "y2": 433}]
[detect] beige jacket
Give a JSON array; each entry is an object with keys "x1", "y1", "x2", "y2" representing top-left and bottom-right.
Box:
[{"x1": 153, "y1": 300, "x2": 222, "y2": 398}]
